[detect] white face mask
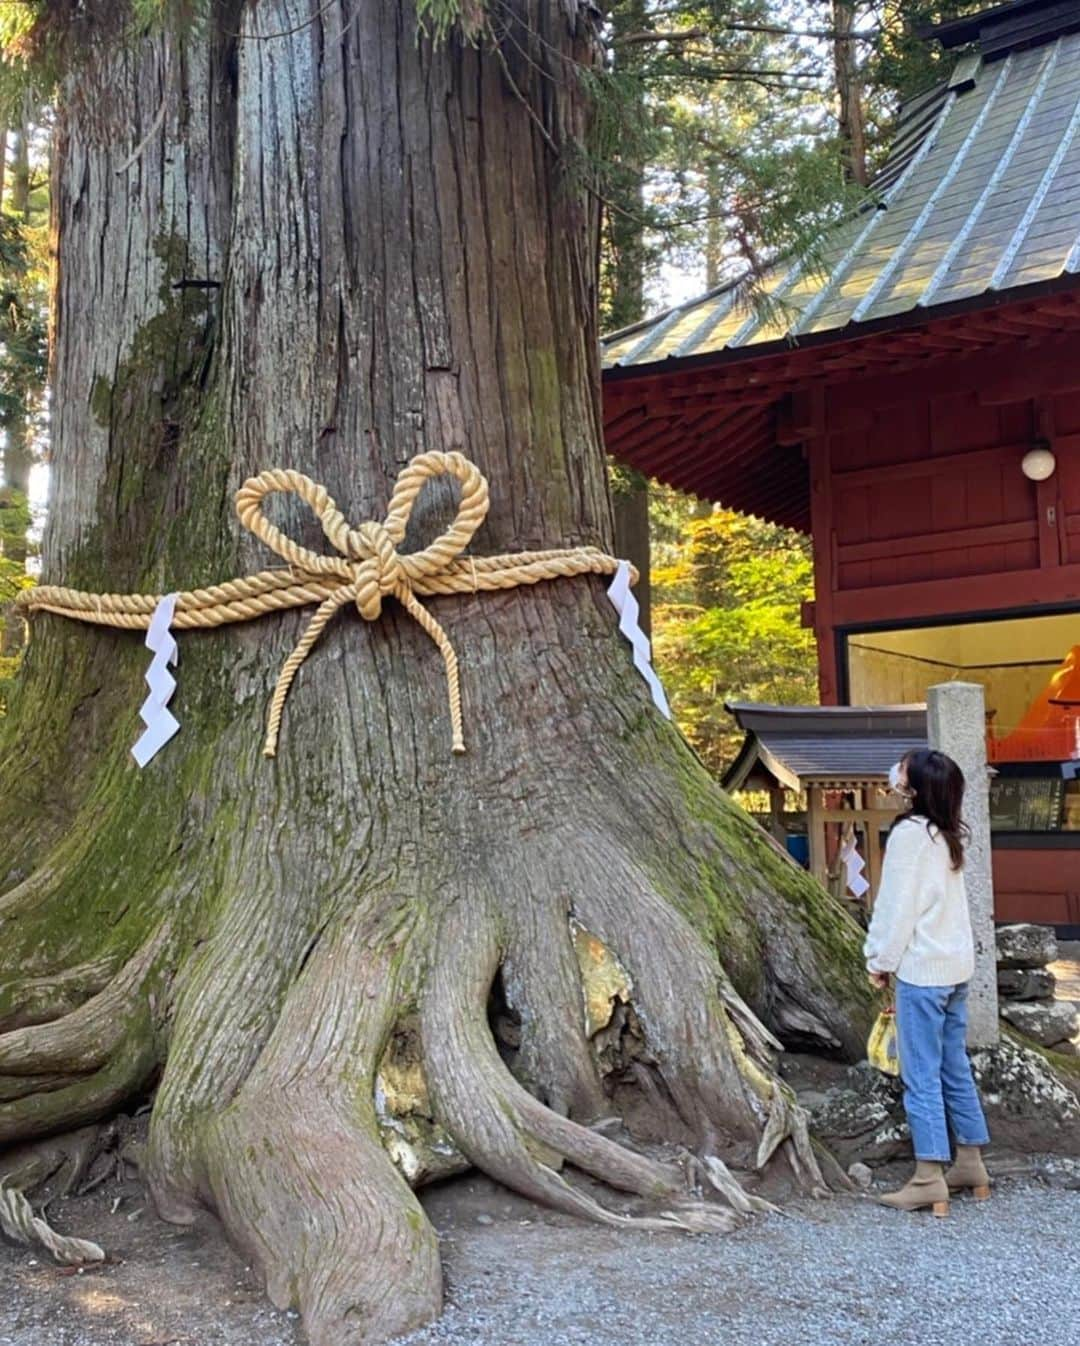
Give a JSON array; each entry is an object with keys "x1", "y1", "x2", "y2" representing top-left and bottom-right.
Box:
[{"x1": 888, "y1": 761, "x2": 910, "y2": 795}]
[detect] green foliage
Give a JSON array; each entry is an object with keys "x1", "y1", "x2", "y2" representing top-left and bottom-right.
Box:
[
  {"x1": 0, "y1": 1, "x2": 39, "y2": 54},
  {"x1": 864, "y1": 2, "x2": 985, "y2": 105},
  {"x1": 415, "y1": 0, "x2": 476, "y2": 42},
  {"x1": 0, "y1": 214, "x2": 47, "y2": 425},
  {"x1": 651, "y1": 491, "x2": 816, "y2": 773},
  {"x1": 0, "y1": 492, "x2": 33, "y2": 713}
]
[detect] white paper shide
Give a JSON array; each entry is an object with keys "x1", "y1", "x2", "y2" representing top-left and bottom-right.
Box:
[
  {"x1": 606, "y1": 560, "x2": 671, "y2": 719},
  {"x1": 840, "y1": 832, "x2": 870, "y2": 899},
  {"x1": 132, "y1": 593, "x2": 181, "y2": 767}
]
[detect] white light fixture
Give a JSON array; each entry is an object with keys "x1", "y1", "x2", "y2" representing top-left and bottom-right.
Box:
[{"x1": 1021, "y1": 445, "x2": 1056, "y2": 482}]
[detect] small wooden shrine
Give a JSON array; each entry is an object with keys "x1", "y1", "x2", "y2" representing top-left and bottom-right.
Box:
[{"x1": 723, "y1": 703, "x2": 925, "y2": 919}]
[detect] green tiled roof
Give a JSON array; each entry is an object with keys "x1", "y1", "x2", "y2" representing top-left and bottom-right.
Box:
[{"x1": 603, "y1": 33, "x2": 1080, "y2": 370}]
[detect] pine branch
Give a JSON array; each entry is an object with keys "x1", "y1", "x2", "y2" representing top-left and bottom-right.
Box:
[{"x1": 612, "y1": 27, "x2": 709, "y2": 46}]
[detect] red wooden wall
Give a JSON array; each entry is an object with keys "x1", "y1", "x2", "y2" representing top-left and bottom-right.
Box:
[
  {"x1": 807, "y1": 333, "x2": 1080, "y2": 929},
  {"x1": 809, "y1": 337, "x2": 1080, "y2": 703}
]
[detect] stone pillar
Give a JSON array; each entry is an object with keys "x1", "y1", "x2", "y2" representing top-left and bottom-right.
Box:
[{"x1": 927, "y1": 682, "x2": 999, "y2": 1047}]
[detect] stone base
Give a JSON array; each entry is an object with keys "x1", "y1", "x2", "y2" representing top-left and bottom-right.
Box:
[
  {"x1": 997, "y1": 967, "x2": 1055, "y2": 1001},
  {"x1": 786, "y1": 1038, "x2": 1080, "y2": 1168},
  {"x1": 1000, "y1": 999, "x2": 1080, "y2": 1047},
  {"x1": 996, "y1": 922, "x2": 1059, "y2": 969}
]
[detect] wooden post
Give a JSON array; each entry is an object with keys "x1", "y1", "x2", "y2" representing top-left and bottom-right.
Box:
[
  {"x1": 768, "y1": 787, "x2": 787, "y2": 843},
  {"x1": 927, "y1": 682, "x2": 999, "y2": 1048},
  {"x1": 807, "y1": 787, "x2": 828, "y2": 887}
]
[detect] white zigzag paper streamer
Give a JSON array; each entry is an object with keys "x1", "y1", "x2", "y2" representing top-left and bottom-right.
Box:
[
  {"x1": 839, "y1": 833, "x2": 870, "y2": 899},
  {"x1": 607, "y1": 560, "x2": 671, "y2": 719},
  {"x1": 132, "y1": 592, "x2": 180, "y2": 767}
]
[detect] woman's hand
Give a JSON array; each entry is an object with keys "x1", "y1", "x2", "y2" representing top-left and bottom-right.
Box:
[{"x1": 867, "y1": 970, "x2": 890, "y2": 991}]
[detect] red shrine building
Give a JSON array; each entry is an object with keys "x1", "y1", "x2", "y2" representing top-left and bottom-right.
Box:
[{"x1": 601, "y1": 0, "x2": 1080, "y2": 932}]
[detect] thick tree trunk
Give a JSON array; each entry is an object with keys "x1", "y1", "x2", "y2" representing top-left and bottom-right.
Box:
[{"x1": 0, "y1": 7, "x2": 873, "y2": 1345}]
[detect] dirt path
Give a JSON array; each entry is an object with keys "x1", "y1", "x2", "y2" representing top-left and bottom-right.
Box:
[{"x1": 2, "y1": 1162, "x2": 1078, "y2": 1346}]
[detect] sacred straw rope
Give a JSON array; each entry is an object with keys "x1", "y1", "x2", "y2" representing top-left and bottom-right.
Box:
[
  {"x1": 0, "y1": 1180, "x2": 106, "y2": 1265},
  {"x1": 18, "y1": 451, "x2": 636, "y2": 757}
]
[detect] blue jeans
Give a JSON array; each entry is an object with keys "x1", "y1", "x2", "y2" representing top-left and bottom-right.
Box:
[{"x1": 895, "y1": 980, "x2": 990, "y2": 1162}]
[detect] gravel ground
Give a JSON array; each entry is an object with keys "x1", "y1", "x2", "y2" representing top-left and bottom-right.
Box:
[
  {"x1": 399, "y1": 1179, "x2": 1080, "y2": 1346},
  {"x1": 2, "y1": 1166, "x2": 1078, "y2": 1346}
]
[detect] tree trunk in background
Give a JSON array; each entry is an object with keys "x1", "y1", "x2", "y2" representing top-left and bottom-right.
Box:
[
  {"x1": 705, "y1": 160, "x2": 724, "y2": 289},
  {"x1": 0, "y1": 7, "x2": 872, "y2": 1344},
  {"x1": 833, "y1": 1, "x2": 867, "y2": 186},
  {"x1": 9, "y1": 104, "x2": 29, "y2": 219},
  {"x1": 0, "y1": 100, "x2": 35, "y2": 657},
  {"x1": 613, "y1": 468, "x2": 651, "y2": 636},
  {"x1": 605, "y1": 0, "x2": 652, "y2": 629}
]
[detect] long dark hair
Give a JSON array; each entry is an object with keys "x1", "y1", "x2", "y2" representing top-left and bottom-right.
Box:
[{"x1": 894, "y1": 748, "x2": 967, "y2": 870}]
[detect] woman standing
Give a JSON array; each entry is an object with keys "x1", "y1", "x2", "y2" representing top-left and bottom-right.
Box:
[{"x1": 864, "y1": 748, "x2": 991, "y2": 1215}]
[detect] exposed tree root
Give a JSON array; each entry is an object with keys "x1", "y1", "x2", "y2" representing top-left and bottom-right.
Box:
[
  {"x1": 0, "y1": 954, "x2": 120, "y2": 1032},
  {"x1": 0, "y1": 802, "x2": 847, "y2": 1346},
  {"x1": 0, "y1": 1026, "x2": 158, "y2": 1145},
  {"x1": 0, "y1": 1121, "x2": 121, "y2": 1195},
  {"x1": 423, "y1": 893, "x2": 772, "y2": 1237},
  {"x1": 0, "y1": 1072, "x2": 75, "y2": 1104},
  {"x1": 152, "y1": 900, "x2": 443, "y2": 1346},
  {"x1": 0, "y1": 927, "x2": 169, "y2": 1076},
  {"x1": 497, "y1": 867, "x2": 608, "y2": 1120}
]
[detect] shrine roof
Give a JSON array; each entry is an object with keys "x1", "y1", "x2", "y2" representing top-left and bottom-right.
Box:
[
  {"x1": 722, "y1": 702, "x2": 929, "y2": 793},
  {"x1": 603, "y1": 21, "x2": 1080, "y2": 373}
]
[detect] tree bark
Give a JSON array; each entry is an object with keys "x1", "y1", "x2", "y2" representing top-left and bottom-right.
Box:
[
  {"x1": 832, "y1": 1, "x2": 867, "y2": 186},
  {"x1": 0, "y1": 7, "x2": 873, "y2": 1344}
]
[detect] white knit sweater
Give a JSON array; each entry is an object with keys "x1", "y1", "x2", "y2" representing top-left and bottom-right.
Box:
[{"x1": 863, "y1": 815, "x2": 975, "y2": 987}]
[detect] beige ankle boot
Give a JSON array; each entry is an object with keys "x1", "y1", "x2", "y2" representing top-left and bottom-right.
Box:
[
  {"x1": 879, "y1": 1160, "x2": 949, "y2": 1216},
  {"x1": 945, "y1": 1145, "x2": 991, "y2": 1200}
]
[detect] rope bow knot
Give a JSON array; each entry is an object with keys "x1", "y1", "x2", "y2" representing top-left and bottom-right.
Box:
[
  {"x1": 19, "y1": 450, "x2": 633, "y2": 761},
  {"x1": 236, "y1": 451, "x2": 489, "y2": 756}
]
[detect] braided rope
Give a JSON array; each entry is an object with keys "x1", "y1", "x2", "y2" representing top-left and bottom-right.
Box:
[
  {"x1": 0, "y1": 1180, "x2": 106, "y2": 1265},
  {"x1": 19, "y1": 451, "x2": 634, "y2": 757}
]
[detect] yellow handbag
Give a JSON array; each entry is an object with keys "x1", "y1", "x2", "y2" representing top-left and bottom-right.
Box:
[{"x1": 867, "y1": 1007, "x2": 900, "y2": 1076}]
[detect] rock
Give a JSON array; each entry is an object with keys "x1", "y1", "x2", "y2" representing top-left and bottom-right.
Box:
[
  {"x1": 808, "y1": 1065, "x2": 909, "y2": 1165},
  {"x1": 847, "y1": 1162, "x2": 873, "y2": 1190},
  {"x1": 996, "y1": 923, "x2": 1058, "y2": 969},
  {"x1": 1050, "y1": 1039, "x2": 1080, "y2": 1058},
  {"x1": 1033, "y1": 1156, "x2": 1080, "y2": 1189},
  {"x1": 1000, "y1": 1000, "x2": 1080, "y2": 1046},
  {"x1": 475, "y1": 1213, "x2": 494, "y2": 1226},
  {"x1": 997, "y1": 967, "x2": 1056, "y2": 1001}
]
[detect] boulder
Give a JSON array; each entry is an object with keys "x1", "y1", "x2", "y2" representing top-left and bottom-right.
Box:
[
  {"x1": 807, "y1": 1064, "x2": 909, "y2": 1165},
  {"x1": 999, "y1": 999, "x2": 1080, "y2": 1047},
  {"x1": 847, "y1": 1162, "x2": 873, "y2": 1190},
  {"x1": 1033, "y1": 1156, "x2": 1080, "y2": 1190},
  {"x1": 997, "y1": 967, "x2": 1056, "y2": 1001},
  {"x1": 968, "y1": 1038, "x2": 1080, "y2": 1156},
  {"x1": 806, "y1": 1037, "x2": 1080, "y2": 1165},
  {"x1": 996, "y1": 923, "x2": 1058, "y2": 969}
]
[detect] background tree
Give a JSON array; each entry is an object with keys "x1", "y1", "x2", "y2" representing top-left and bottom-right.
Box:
[
  {"x1": 598, "y1": 3, "x2": 986, "y2": 747},
  {"x1": 0, "y1": 55, "x2": 49, "y2": 686},
  {"x1": 651, "y1": 495, "x2": 816, "y2": 772}
]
